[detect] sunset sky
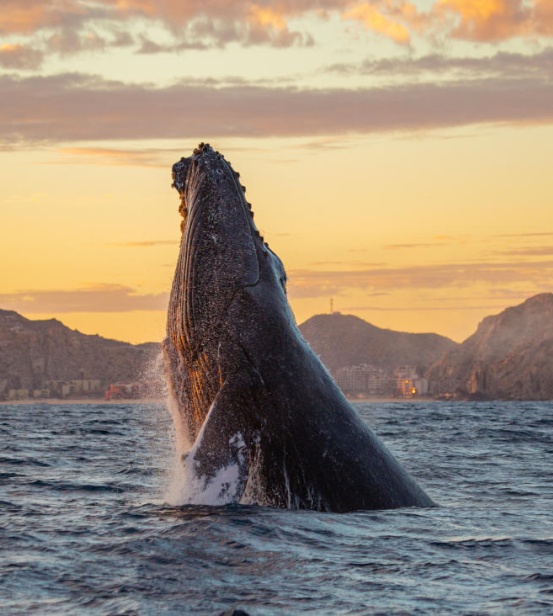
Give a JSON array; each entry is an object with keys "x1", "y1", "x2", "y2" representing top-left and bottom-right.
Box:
[{"x1": 1, "y1": 0, "x2": 553, "y2": 344}]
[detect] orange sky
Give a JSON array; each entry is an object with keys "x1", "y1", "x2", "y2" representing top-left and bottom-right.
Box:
[{"x1": 1, "y1": 1, "x2": 553, "y2": 344}]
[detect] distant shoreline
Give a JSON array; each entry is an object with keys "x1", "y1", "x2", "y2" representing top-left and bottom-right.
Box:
[
  {"x1": 1, "y1": 396, "x2": 549, "y2": 407},
  {"x1": 0, "y1": 398, "x2": 166, "y2": 406},
  {"x1": 0, "y1": 396, "x2": 437, "y2": 407}
]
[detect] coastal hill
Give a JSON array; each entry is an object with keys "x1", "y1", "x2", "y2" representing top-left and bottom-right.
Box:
[
  {"x1": 4, "y1": 293, "x2": 553, "y2": 401},
  {"x1": 426, "y1": 293, "x2": 553, "y2": 400},
  {"x1": 0, "y1": 309, "x2": 159, "y2": 400},
  {"x1": 299, "y1": 313, "x2": 457, "y2": 374}
]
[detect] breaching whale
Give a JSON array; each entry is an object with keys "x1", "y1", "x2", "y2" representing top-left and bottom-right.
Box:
[{"x1": 163, "y1": 143, "x2": 435, "y2": 512}]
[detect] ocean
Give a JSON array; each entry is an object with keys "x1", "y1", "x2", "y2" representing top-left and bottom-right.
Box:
[{"x1": 1, "y1": 400, "x2": 552, "y2": 615}]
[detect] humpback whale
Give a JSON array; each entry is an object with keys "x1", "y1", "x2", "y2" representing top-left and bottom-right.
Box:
[{"x1": 163, "y1": 143, "x2": 435, "y2": 512}]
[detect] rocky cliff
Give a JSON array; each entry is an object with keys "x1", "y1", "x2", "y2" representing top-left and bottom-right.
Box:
[
  {"x1": 0, "y1": 310, "x2": 160, "y2": 399},
  {"x1": 6, "y1": 293, "x2": 553, "y2": 401},
  {"x1": 299, "y1": 313, "x2": 457, "y2": 374},
  {"x1": 426, "y1": 293, "x2": 553, "y2": 399}
]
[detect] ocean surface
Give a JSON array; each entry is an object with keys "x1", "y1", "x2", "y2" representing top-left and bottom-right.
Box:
[{"x1": 1, "y1": 400, "x2": 552, "y2": 615}]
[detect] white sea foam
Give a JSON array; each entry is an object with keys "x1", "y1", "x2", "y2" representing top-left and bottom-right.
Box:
[
  {"x1": 162, "y1": 370, "x2": 198, "y2": 506},
  {"x1": 166, "y1": 429, "x2": 247, "y2": 506}
]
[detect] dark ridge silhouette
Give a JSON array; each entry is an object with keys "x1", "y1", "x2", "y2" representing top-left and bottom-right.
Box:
[
  {"x1": 299, "y1": 312, "x2": 457, "y2": 375},
  {"x1": 0, "y1": 309, "x2": 159, "y2": 398},
  {"x1": 4, "y1": 293, "x2": 553, "y2": 401},
  {"x1": 426, "y1": 293, "x2": 553, "y2": 399}
]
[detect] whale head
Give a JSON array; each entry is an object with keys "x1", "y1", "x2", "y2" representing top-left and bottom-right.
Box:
[{"x1": 165, "y1": 143, "x2": 288, "y2": 441}]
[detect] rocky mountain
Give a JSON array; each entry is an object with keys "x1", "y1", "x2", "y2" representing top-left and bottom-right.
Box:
[
  {"x1": 426, "y1": 294, "x2": 553, "y2": 400},
  {"x1": 0, "y1": 310, "x2": 161, "y2": 399},
  {"x1": 299, "y1": 313, "x2": 457, "y2": 375},
  {"x1": 6, "y1": 293, "x2": 553, "y2": 401}
]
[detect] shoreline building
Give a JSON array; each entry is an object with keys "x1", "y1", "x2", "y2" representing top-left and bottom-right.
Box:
[
  {"x1": 335, "y1": 364, "x2": 393, "y2": 397},
  {"x1": 394, "y1": 366, "x2": 429, "y2": 398},
  {"x1": 335, "y1": 364, "x2": 430, "y2": 398}
]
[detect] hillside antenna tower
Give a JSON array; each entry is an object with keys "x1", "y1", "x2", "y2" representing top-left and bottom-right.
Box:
[{"x1": 330, "y1": 298, "x2": 334, "y2": 314}]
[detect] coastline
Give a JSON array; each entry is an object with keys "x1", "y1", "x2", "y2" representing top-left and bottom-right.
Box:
[
  {"x1": 0, "y1": 396, "x2": 438, "y2": 407},
  {"x1": 0, "y1": 398, "x2": 166, "y2": 406}
]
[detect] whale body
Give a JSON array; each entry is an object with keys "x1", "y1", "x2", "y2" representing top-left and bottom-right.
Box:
[{"x1": 163, "y1": 143, "x2": 435, "y2": 512}]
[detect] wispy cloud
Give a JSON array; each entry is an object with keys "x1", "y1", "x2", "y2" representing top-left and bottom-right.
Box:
[
  {"x1": 2, "y1": 72, "x2": 552, "y2": 146},
  {"x1": 53, "y1": 147, "x2": 184, "y2": 167},
  {"x1": 343, "y1": 288, "x2": 547, "y2": 316},
  {"x1": 343, "y1": 3, "x2": 413, "y2": 45},
  {"x1": 344, "y1": 303, "x2": 505, "y2": 312},
  {"x1": 383, "y1": 235, "x2": 468, "y2": 250},
  {"x1": 0, "y1": 43, "x2": 43, "y2": 69},
  {"x1": 0, "y1": 284, "x2": 168, "y2": 313},
  {"x1": 327, "y1": 48, "x2": 553, "y2": 78},
  {"x1": 496, "y1": 231, "x2": 553, "y2": 238},
  {"x1": 287, "y1": 259, "x2": 553, "y2": 298},
  {"x1": 435, "y1": 0, "x2": 553, "y2": 42},
  {"x1": 384, "y1": 243, "x2": 439, "y2": 250},
  {"x1": 493, "y1": 247, "x2": 553, "y2": 257},
  {"x1": 108, "y1": 240, "x2": 177, "y2": 248}
]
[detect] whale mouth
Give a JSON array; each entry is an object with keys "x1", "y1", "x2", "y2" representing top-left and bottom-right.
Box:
[
  {"x1": 171, "y1": 145, "x2": 199, "y2": 231},
  {"x1": 171, "y1": 142, "x2": 209, "y2": 193}
]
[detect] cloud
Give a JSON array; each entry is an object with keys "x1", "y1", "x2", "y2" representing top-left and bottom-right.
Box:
[
  {"x1": 382, "y1": 0, "x2": 553, "y2": 44},
  {"x1": 0, "y1": 1, "x2": 79, "y2": 35},
  {"x1": 1, "y1": 0, "x2": 552, "y2": 60},
  {"x1": 383, "y1": 236, "x2": 467, "y2": 250},
  {"x1": 1, "y1": 261, "x2": 549, "y2": 321},
  {"x1": 0, "y1": 284, "x2": 168, "y2": 313},
  {"x1": 434, "y1": 0, "x2": 553, "y2": 42},
  {"x1": 384, "y1": 243, "x2": 440, "y2": 250},
  {"x1": 344, "y1": 303, "x2": 505, "y2": 312},
  {"x1": 53, "y1": 146, "x2": 184, "y2": 167},
  {"x1": 431, "y1": 0, "x2": 528, "y2": 41},
  {"x1": 496, "y1": 231, "x2": 553, "y2": 238},
  {"x1": 1, "y1": 72, "x2": 552, "y2": 146},
  {"x1": 46, "y1": 29, "x2": 113, "y2": 55},
  {"x1": 493, "y1": 246, "x2": 553, "y2": 257},
  {"x1": 0, "y1": 43, "x2": 43, "y2": 69},
  {"x1": 287, "y1": 259, "x2": 553, "y2": 298},
  {"x1": 108, "y1": 240, "x2": 177, "y2": 248},
  {"x1": 344, "y1": 288, "x2": 545, "y2": 313},
  {"x1": 327, "y1": 47, "x2": 553, "y2": 78},
  {"x1": 343, "y1": 2, "x2": 413, "y2": 44},
  {"x1": 345, "y1": 0, "x2": 553, "y2": 43},
  {"x1": 0, "y1": 0, "x2": 318, "y2": 51}
]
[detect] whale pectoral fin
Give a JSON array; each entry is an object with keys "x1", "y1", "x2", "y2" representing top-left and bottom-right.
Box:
[{"x1": 184, "y1": 368, "x2": 262, "y2": 505}]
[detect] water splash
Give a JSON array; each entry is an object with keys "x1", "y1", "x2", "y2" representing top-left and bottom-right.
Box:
[
  {"x1": 176, "y1": 431, "x2": 248, "y2": 506},
  {"x1": 157, "y1": 353, "x2": 195, "y2": 506},
  {"x1": 155, "y1": 349, "x2": 249, "y2": 507},
  {"x1": 154, "y1": 348, "x2": 259, "y2": 507},
  {"x1": 138, "y1": 350, "x2": 192, "y2": 505},
  {"x1": 138, "y1": 349, "x2": 168, "y2": 401}
]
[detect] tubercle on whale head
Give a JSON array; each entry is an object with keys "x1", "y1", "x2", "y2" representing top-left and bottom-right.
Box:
[
  {"x1": 167, "y1": 143, "x2": 277, "y2": 357},
  {"x1": 171, "y1": 143, "x2": 260, "y2": 241},
  {"x1": 171, "y1": 157, "x2": 190, "y2": 233},
  {"x1": 166, "y1": 143, "x2": 292, "y2": 358},
  {"x1": 165, "y1": 143, "x2": 288, "y2": 431}
]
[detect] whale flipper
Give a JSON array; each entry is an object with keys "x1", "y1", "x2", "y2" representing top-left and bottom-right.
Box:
[{"x1": 182, "y1": 366, "x2": 262, "y2": 505}]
